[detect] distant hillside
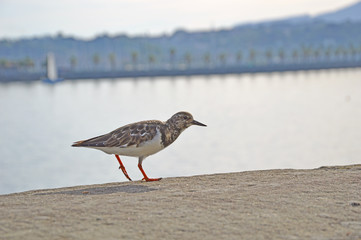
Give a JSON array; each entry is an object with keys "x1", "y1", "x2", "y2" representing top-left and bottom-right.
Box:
[
  {"x1": 317, "y1": 1, "x2": 361, "y2": 22},
  {"x1": 1, "y1": 1, "x2": 361, "y2": 74},
  {"x1": 235, "y1": 0, "x2": 361, "y2": 26}
]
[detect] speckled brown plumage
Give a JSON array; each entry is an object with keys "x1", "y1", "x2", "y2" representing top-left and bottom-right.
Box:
[{"x1": 72, "y1": 120, "x2": 161, "y2": 148}]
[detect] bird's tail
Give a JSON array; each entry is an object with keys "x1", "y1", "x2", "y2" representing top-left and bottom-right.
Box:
[{"x1": 71, "y1": 140, "x2": 85, "y2": 147}]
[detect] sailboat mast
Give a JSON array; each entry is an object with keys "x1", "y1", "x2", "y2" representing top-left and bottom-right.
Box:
[{"x1": 46, "y1": 52, "x2": 58, "y2": 80}]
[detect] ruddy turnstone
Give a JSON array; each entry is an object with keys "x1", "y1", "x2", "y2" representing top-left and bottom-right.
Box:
[{"x1": 72, "y1": 111, "x2": 206, "y2": 182}]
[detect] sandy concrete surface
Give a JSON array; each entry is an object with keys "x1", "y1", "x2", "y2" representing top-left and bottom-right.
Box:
[{"x1": 1, "y1": 165, "x2": 360, "y2": 240}]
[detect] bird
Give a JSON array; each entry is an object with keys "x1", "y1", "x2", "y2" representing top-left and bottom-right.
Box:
[{"x1": 72, "y1": 111, "x2": 206, "y2": 182}]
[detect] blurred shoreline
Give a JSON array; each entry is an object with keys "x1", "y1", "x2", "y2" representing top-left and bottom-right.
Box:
[{"x1": 1, "y1": 61, "x2": 361, "y2": 82}]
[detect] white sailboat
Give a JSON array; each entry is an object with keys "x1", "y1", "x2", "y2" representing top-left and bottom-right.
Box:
[{"x1": 43, "y1": 52, "x2": 63, "y2": 83}]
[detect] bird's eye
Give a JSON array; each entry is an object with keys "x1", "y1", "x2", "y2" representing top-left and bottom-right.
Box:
[{"x1": 183, "y1": 116, "x2": 188, "y2": 120}]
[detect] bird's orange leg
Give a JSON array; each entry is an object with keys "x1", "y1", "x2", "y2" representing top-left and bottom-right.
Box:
[
  {"x1": 138, "y1": 163, "x2": 162, "y2": 182},
  {"x1": 115, "y1": 155, "x2": 132, "y2": 181}
]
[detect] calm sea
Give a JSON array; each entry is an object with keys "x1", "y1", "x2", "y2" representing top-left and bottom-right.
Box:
[{"x1": 1, "y1": 69, "x2": 360, "y2": 194}]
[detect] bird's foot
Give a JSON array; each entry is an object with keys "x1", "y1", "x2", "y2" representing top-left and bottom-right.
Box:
[
  {"x1": 142, "y1": 177, "x2": 162, "y2": 182},
  {"x1": 115, "y1": 155, "x2": 132, "y2": 181},
  {"x1": 119, "y1": 166, "x2": 132, "y2": 181}
]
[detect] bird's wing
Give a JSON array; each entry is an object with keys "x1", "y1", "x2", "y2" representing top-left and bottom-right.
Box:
[{"x1": 72, "y1": 120, "x2": 162, "y2": 148}]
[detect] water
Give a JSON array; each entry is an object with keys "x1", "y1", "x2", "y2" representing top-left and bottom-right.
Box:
[{"x1": 1, "y1": 69, "x2": 360, "y2": 194}]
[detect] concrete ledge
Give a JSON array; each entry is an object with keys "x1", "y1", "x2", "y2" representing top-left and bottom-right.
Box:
[{"x1": 1, "y1": 165, "x2": 361, "y2": 239}]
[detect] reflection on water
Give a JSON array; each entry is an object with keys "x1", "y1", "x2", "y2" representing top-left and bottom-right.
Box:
[{"x1": 1, "y1": 69, "x2": 361, "y2": 194}]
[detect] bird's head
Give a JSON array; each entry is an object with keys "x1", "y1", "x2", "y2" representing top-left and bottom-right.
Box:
[{"x1": 167, "y1": 111, "x2": 207, "y2": 130}]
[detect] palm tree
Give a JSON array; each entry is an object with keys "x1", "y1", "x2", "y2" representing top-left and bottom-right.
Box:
[
  {"x1": 334, "y1": 47, "x2": 342, "y2": 61},
  {"x1": 291, "y1": 49, "x2": 299, "y2": 64},
  {"x1": 25, "y1": 57, "x2": 35, "y2": 69},
  {"x1": 278, "y1": 48, "x2": 285, "y2": 64},
  {"x1": 265, "y1": 49, "x2": 273, "y2": 64},
  {"x1": 218, "y1": 53, "x2": 227, "y2": 66},
  {"x1": 248, "y1": 48, "x2": 256, "y2": 64},
  {"x1": 70, "y1": 55, "x2": 77, "y2": 70},
  {"x1": 19, "y1": 57, "x2": 35, "y2": 71},
  {"x1": 92, "y1": 53, "x2": 100, "y2": 69},
  {"x1": 184, "y1": 52, "x2": 192, "y2": 69},
  {"x1": 324, "y1": 47, "x2": 332, "y2": 62},
  {"x1": 349, "y1": 44, "x2": 357, "y2": 61},
  {"x1": 301, "y1": 46, "x2": 311, "y2": 63},
  {"x1": 0, "y1": 59, "x2": 8, "y2": 68},
  {"x1": 203, "y1": 53, "x2": 211, "y2": 68},
  {"x1": 131, "y1": 51, "x2": 138, "y2": 70},
  {"x1": 169, "y1": 48, "x2": 176, "y2": 69},
  {"x1": 236, "y1": 51, "x2": 243, "y2": 65},
  {"x1": 313, "y1": 47, "x2": 321, "y2": 62},
  {"x1": 341, "y1": 46, "x2": 349, "y2": 61},
  {"x1": 108, "y1": 53, "x2": 116, "y2": 71},
  {"x1": 148, "y1": 54, "x2": 156, "y2": 70}
]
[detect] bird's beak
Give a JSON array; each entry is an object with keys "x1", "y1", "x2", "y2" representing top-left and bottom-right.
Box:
[{"x1": 192, "y1": 120, "x2": 207, "y2": 127}]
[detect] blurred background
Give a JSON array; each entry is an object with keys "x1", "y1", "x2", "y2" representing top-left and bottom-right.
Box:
[{"x1": 0, "y1": 0, "x2": 360, "y2": 194}]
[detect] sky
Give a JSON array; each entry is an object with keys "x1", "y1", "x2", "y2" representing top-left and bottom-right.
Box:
[{"x1": 0, "y1": 0, "x2": 358, "y2": 39}]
